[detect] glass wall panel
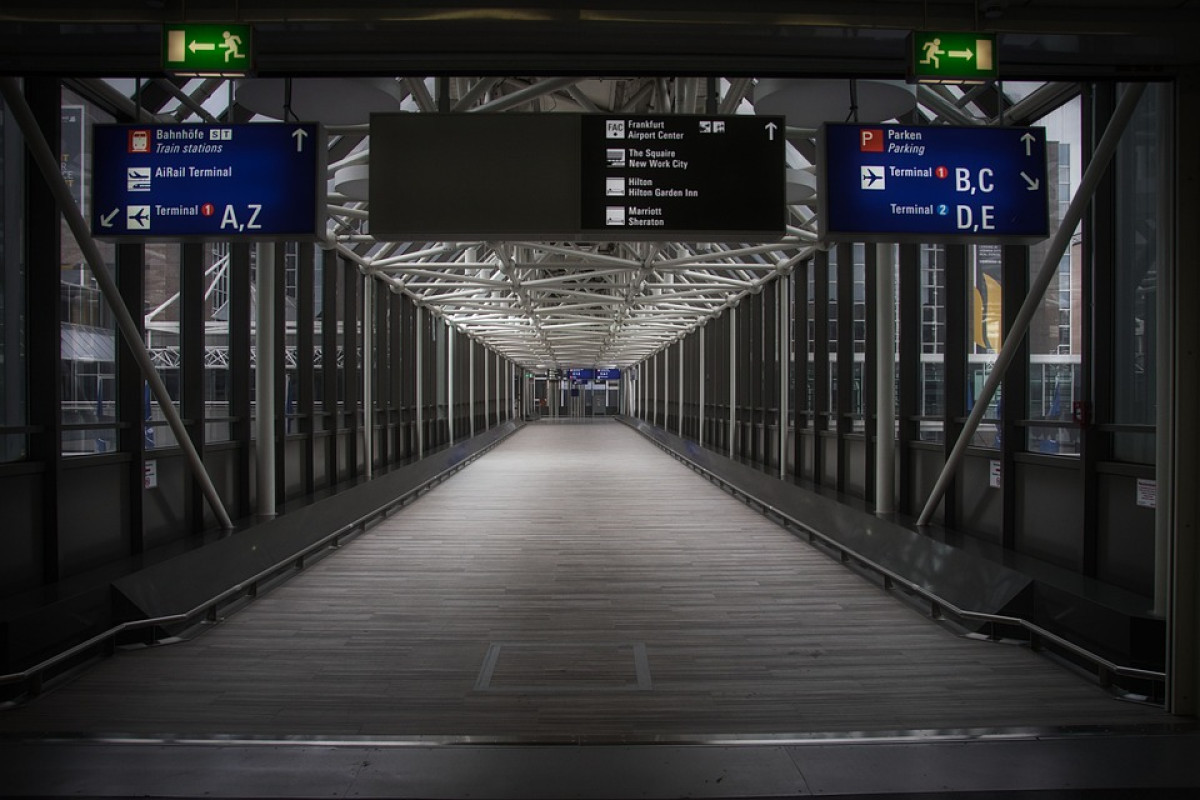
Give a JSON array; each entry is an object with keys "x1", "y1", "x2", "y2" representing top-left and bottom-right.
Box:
[
  {"x1": 0, "y1": 91, "x2": 26, "y2": 462},
  {"x1": 920, "y1": 244, "x2": 946, "y2": 443},
  {"x1": 1112, "y1": 85, "x2": 1165, "y2": 464},
  {"x1": 827, "y1": 246, "x2": 838, "y2": 413},
  {"x1": 968, "y1": 244, "x2": 1003, "y2": 448},
  {"x1": 851, "y1": 243, "x2": 867, "y2": 432},
  {"x1": 1028, "y1": 96, "x2": 1082, "y2": 455},
  {"x1": 60, "y1": 89, "x2": 117, "y2": 455},
  {"x1": 205, "y1": 242, "x2": 232, "y2": 442},
  {"x1": 144, "y1": 242, "x2": 181, "y2": 449}
]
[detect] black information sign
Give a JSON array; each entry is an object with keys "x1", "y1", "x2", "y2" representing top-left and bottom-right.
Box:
[
  {"x1": 369, "y1": 113, "x2": 786, "y2": 241},
  {"x1": 580, "y1": 115, "x2": 785, "y2": 240}
]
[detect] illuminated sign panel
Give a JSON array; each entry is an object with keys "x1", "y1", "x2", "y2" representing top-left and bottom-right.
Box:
[
  {"x1": 92, "y1": 123, "x2": 325, "y2": 240},
  {"x1": 908, "y1": 31, "x2": 998, "y2": 84},
  {"x1": 370, "y1": 113, "x2": 785, "y2": 241},
  {"x1": 818, "y1": 123, "x2": 1048, "y2": 244},
  {"x1": 579, "y1": 114, "x2": 785, "y2": 240},
  {"x1": 163, "y1": 24, "x2": 253, "y2": 76}
]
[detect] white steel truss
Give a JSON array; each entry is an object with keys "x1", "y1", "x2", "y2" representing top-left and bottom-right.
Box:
[{"x1": 123, "y1": 75, "x2": 1050, "y2": 369}]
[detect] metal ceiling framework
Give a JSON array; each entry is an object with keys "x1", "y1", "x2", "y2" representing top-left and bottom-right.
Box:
[{"x1": 80, "y1": 73, "x2": 1074, "y2": 369}]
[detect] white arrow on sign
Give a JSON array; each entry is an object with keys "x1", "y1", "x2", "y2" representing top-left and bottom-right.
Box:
[
  {"x1": 292, "y1": 128, "x2": 308, "y2": 152},
  {"x1": 948, "y1": 48, "x2": 974, "y2": 61},
  {"x1": 1021, "y1": 132, "x2": 1036, "y2": 157},
  {"x1": 765, "y1": 121, "x2": 778, "y2": 141},
  {"x1": 188, "y1": 40, "x2": 216, "y2": 53},
  {"x1": 1020, "y1": 171, "x2": 1040, "y2": 191},
  {"x1": 100, "y1": 208, "x2": 120, "y2": 228}
]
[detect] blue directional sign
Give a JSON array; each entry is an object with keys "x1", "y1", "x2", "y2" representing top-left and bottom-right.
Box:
[
  {"x1": 91, "y1": 123, "x2": 325, "y2": 240},
  {"x1": 818, "y1": 123, "x2": 1048, "y2": 244},
  {"x1": 595, "y1": 368, "x2": 622, "y2": 381}
]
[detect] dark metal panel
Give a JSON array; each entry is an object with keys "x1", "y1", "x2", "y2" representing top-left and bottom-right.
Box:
[
  {"x1": 812, "y1": 250, "x2": 829, "y2": 485},
  {"x1": 321, "y1": 249, "x2": 338, "y2": 485},
  {"x1": 897, "y1": 244, "x2": 922, "y2": 515},
  {"x1": 1097, "y1": 471, "x2": 1156, "y2": 596},
  {"x1": 793, "y1": 259, "x2": 809, "y2": 476},
  {"x1": 25, "y1": 77, "x2": 61, "y2": 584},
  {"x1": 836, "y1": 243, "x2": 853, "y2": 493},
  {"x1": 389, "y1": 290, "x2": 403, "y2": 458},
  {"x1": 273, "y1": 244, "x2": 287, "y2": 505},
  {"x1": 180, "y1": 243, "x2": 206, "y2": 531},
  {"x1": 844, "y1": 436, "x2": 867, "y2": 497},
  {"x1": 283, "y1": 436, "x2": 306, "y2": 498},
  {"x1": 297, "y1": 244, "x2": 315, "y2": 494},
  {"x1": 58, "y1": 460, "x2": 128, "y2": 575},
  {"x1": 762, "y1": 279, "x2": 777, "y2": 467},
  {"x1": 229, "y1": 244, "x2": 253, "y2": 517},
  {"x1": 374, "y1": 279, "x2": 388, "y2": 466},
  {"x1": 1001, "y1": 245, "x2": 1031, "y2": 552},
  {"x1": 862, "y1": 244, "x2": 877, "y2": 503},
  {"x1": 1017, "y1": 460, "x2": 1084, "y2": 568},
  {"x1": 115, "y1": 243, "x2": 145, "y2": 553},
  {"x1": 959, "y1": 452, "x2": 1003, "y2": 543},
  {"x1": 943, "y1": 245, "x2": 968, "y2": 527},
  {"x1": 0, "y1": 473, "x2": 42, "y2": 599},
  {"x1": 143, "y1": 457, "x2": 187, "y2": 549}
]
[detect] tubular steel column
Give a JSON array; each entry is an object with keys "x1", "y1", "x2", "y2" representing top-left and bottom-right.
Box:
[
  {"x1": 876, "y1": 243, "x2": 897, "y2": 516},
  {"x1": 678, "y1": 339, "x2": 685, "y2": 436},
  {"x1": 779, "y1": 275, "x2": 790, "y2": 480},
  {"x1": 2, "y1": 77, "x2": 233, "y2": 530},
  {"x1": 470, "y1": 339, "x2": 476, "y2": 438},
  {"x1": 729, "y1": 306, "x2": 737, "y2": 458},
  {"x1": 415, "y1": 305, "x2": 424, "y2": 458},
  {"x1": 255, "y1": 242, "x2": 276, "y2": 520},
  {"x1": 699, "y1": 327, "x2": 706, "y2": 447},
  {"x1": 362, "y1": 272, "x2": 374, "y2": 479},
  {"x1": 447, "y1": 325, "x2": 455, "y2": 444},
  {"x1": 919, "y1": 83, "x2": 1147, "y2": 526}
]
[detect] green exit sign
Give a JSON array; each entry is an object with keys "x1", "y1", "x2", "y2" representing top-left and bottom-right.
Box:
[
  {"x1": 908, "y1": 31, "x2": 997, "y2": 84},
  {"x1": 163, "y1": 24, "x2": 253, "y2": 76}
]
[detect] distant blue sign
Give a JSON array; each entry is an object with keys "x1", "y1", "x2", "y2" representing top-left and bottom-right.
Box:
[
  {"x1": 595, "y1": 368, "x2": 622, "y2": 381},
  {"x1": 819, "y1": 123, "x2": 1048, "y2": 244},
  {"x1": 92, "y1": 123, "x2": 325, "y2": 240},
  {"x1": 567, "y1": 368, "x2": 595, "y2": 381}
]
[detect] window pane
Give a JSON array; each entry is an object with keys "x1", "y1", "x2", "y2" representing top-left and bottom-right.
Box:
[
  {"x1": 968, "y1": 245, "x2": 1002, "y2": 449},
  {"x1": 206, "y1": 242, "x2": 232, "y2": 442},
  {"x1": 1112, "y1": 85, "x2": 1165, "y2": 464},
  {"x1": 920, "y1": 244, "x2": 945, "y2": 443},
  {"x1": 1028, "y1": 96, "x2": 1082, "y2": 455},
  {"x1": 1, "y1": 90, "x2": 27, "y2": 462},
  {"x1": 143, "y1": 242, "x2": 181, "y2": 450},
  {"x1": 61, "y1": 90, "x2": 118, "y2": 456}
]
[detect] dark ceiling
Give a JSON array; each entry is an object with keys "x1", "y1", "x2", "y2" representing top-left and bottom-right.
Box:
[{"x1": 2, "y1": 1, "x2": 1198, "y2": 78}]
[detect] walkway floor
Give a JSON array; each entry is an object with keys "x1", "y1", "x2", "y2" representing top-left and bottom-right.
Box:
[{"x1": 0, "y1": 420, "x2": 1169, "y2": 739}]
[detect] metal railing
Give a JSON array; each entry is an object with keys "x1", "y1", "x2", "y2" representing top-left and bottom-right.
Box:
[
  {"x1": 0, "y1": 424, "x2": 519, "y2": 699},
  {"x1": 628, "y1": 420, "x2": 1166, "y2": 697}
]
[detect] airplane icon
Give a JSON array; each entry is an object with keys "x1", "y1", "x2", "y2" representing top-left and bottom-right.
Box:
[
  {"x1": 126, "y1": 205, "x2": 151, "y2": 230},
  {"x1": 860, "y1": 166, "x2": 885, "y2": 190}
]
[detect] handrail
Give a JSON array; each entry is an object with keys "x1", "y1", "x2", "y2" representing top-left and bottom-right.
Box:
[
  {"x1": 0, "y1": 426, "x2": 518, "y2": 696},
  {"x1": 630, "y1": 423, "x2": 1166, "y2": 690}
]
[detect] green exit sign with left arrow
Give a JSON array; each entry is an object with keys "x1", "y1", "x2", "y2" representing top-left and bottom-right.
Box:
[
  {"x1": 163, "y1": 24, "x2": 253, "y2": 76},
  {"x1": 908, "y1": 31, "x2": 997, "y2": 84}
]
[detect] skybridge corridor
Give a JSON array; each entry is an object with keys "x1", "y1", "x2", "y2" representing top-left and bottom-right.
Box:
[{"x1": 3, "y1": 2, "x2": 1200, "y2": 798}]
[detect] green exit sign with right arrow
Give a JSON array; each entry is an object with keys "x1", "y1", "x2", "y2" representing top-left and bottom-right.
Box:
[{"x1": 908, "y1": 31, "x2": 998, "y2": 84}]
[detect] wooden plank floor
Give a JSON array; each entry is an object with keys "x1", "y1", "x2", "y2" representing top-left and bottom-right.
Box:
[{"x1": 0, "y1": 421, "x2": 1169, "y2": 737}]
